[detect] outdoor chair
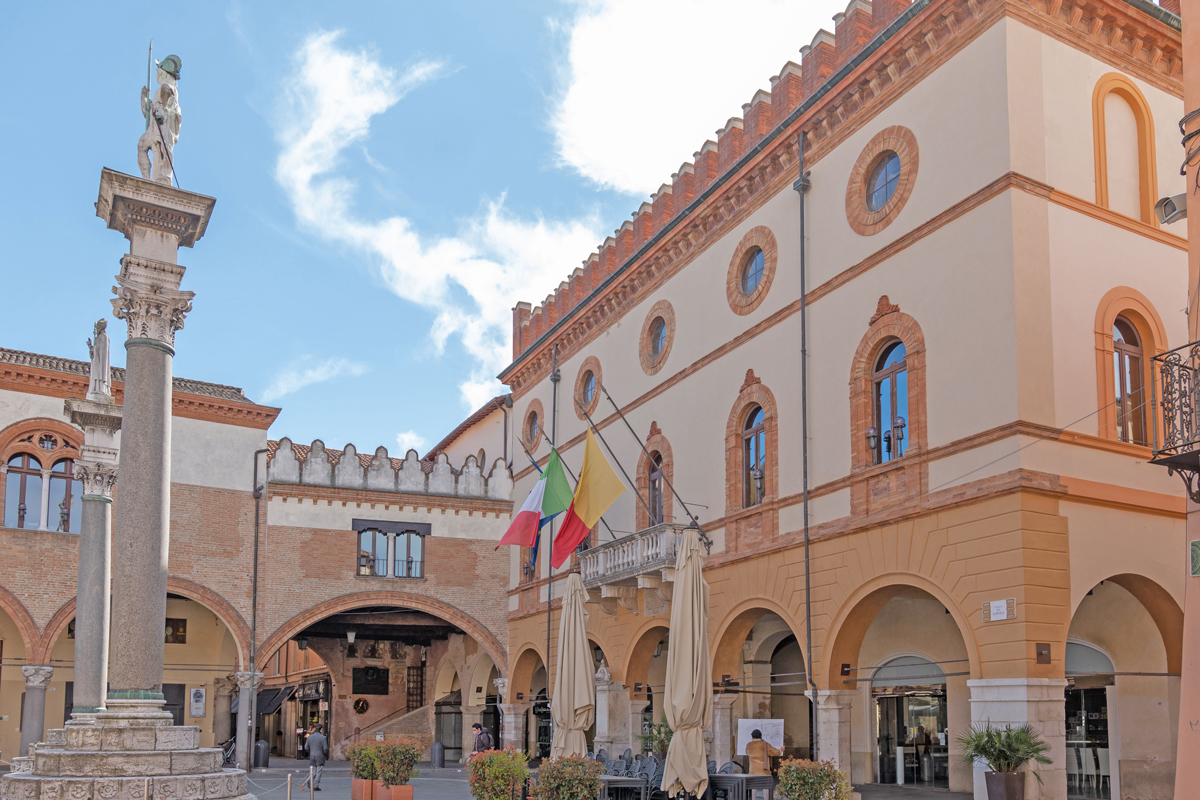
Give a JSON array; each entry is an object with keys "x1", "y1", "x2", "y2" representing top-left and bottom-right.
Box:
[
  {"x1": 611, "y1": 759, "x2": 628, "y2": 775},
  {"x1": 587, "y1": 752, "x2": 595, "y2": 760},
  {"x1": 717, "y1": 762, "x2": 739, "y2": 774},
  {"x1": 634, "y1": 754, "x2": 644, "y2": 762},
  {"x1": 1065, "y1": 747, "x2": 1079, "y2": 791},
  {"x1": 623, "y1": 748, "x2": 634, "y2": 762},
  {"x1": 707, "y1": 761, "x2": 717, "y2": 774},
  {"x1": 597, "y1": 749, "x2": 609, "y2": 762},
  {"x1": 1097, "y1": 748, "x2": 1112, "y2": 793},
  {"x1": 1081, "y1": 748, "x2": 1097, "y2": 793},
  {"x1": 647, "y1": 764, "x2": 668, "y2": 800}
]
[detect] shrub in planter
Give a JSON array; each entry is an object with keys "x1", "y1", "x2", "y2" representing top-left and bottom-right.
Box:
[
  {"x1": 468, "y1": 747, "x2": 531, "y2": 800},
  {"x1": 377, "y1": 740, "x2": 424, "y2": 800},
  {"x1": 531, "y1": 756, "x2": 605, "y2": 800},
  {"x1": 776, "y1": 758, "x2": 852, "y2": 800},
  {"x1": 348, "y1": 743, "x2": 381, "y2": 800},
  {"x1": 957, "y1": 723, "x2": 1052, "y2": 800}
]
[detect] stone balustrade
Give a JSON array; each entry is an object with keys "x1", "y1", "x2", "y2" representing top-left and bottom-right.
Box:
[{"x1": 580, "y1": 523, "x2": 684, "y2": 588}]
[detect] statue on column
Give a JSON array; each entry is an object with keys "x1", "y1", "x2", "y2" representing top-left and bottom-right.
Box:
[
  {"x1": 137, "y1": 52, "x2": 182, "y2": 186},
  {"x1": 86, "y1": 319, "x2": 112, "y2": 401}
]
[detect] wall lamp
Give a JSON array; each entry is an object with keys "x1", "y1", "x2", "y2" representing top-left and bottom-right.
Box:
[{"x1": 296, "y1": 637, "x2": 309, "y2": 651}]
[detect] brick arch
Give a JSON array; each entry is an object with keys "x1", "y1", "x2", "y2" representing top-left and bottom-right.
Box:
[
  {"x1": 1073, "y1": 573, "x2": 1183, "y2": 674},
  {"x1": 819, "y1": 573, "x2": 980, "y2": 691},
  {"x1": 711, "y1": 597, "x2": 808, "y2": 685},
  {"x1": 0, "y1": 584, "x2": 39, "y2": 661},
  {"x1": 1093, "y1": 286, "x2": 1168, "y2": 443},
  {"x1": 635, "y1": 423, "x2": 674, "y2": 530},
  {"x1": 507, "y1": 643, "x2": 545, "y2": 703},
  {"x1": 259, "y1": 590, "x2": 506, "y2": 681},
  {"x1": 0, "y1": 417, "x2": 83, "y2": 466},
  {"x1": 622, "y1": 619, "x2": 670, "y2": 700},
  {"x1": 32, "y1": 577, "x2": 252, "y2": 667},
  {"x1": 724, "y1": 370, "x2": 779, "y2": 517}
]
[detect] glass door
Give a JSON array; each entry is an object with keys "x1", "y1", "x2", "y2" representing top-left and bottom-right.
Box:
[{"x1": 1066, "y1": 687, "x2": 1111, "y2": 799}]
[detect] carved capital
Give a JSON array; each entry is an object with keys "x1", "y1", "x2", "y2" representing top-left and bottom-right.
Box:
[
  {"x1": 233, "y1": 671, "x2": 263, "y2": 691},
  {"x1": 492, "y1": 677, "x2": 508, "y2": 697},
  {"x1": 73, "y1": 461, "x2": 118, "y2": 498},
  {"x1": 22, "y1": 665, "x2": 54, "y2": 688},
  {"x1": 213, "y1": 675, "x2": 238, "y2": 696},
  {"x1": 111, "y1": 280, "x2": 194, "y2": 347}
]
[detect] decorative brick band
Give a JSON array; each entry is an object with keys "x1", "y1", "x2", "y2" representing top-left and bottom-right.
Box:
[
  {"x1": 725, "y1": 226, "x2": 778, "y2": 316},
  {"x1": 638, "y1": 300, "x2": 676, "y2": 376},
  {"x1": 573, "y1": 356, "x2": 603, "y2": 420},
  {"x1": 846, "y1": 125, "x2": 919, "y2": 236}
]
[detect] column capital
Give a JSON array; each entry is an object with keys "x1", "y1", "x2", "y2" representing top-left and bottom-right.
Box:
[
  {"x1": 73, "y1": 461, "x2": 118, "y2": 499},
  {"x1": 492, "y1": 677, "x2": 508, "y2": 697},
  {"x1": 213, "y1": 674, "x2": 238, "y2": 696},
  {"x1": 234, "y1": 671, "x2": 264, "y2": 691},
  {"x1": 111, "y1": 279, "x2": 194, "y2": 349},
  {"x1": 805, "y1": 689, "x2": 857, "y2": 708},
  {"x1": 22, "y1": 665, "x2": 53, "y2": 688}
]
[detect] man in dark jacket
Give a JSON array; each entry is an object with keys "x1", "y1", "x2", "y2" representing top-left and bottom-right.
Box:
[
  {"x1": 301, "y1": 725, "x2": 328, "y2": 791},
  {"x1": 471, "y1": 723, "x2": 494, "y2": 754}
]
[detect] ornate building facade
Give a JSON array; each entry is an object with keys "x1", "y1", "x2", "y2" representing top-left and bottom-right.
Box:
[{"x1": 499, "y1": 0, "x2": 1187, "y2": 798}]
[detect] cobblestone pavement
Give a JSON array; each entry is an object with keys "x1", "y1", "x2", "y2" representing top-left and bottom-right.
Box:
[{"x1": 248, "y1": 761, "x2": 471, "y2": 800}]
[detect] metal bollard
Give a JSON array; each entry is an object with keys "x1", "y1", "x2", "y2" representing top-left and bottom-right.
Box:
[
  {"x1": 309, "y1": 766, "x2": 314, "y2": 800},
  {"x1": 287, "y1": 773, "x2": 292, "y2": 800}
]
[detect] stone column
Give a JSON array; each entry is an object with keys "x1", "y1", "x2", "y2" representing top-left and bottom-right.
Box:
[
  {"x1": 19, "y1": 666, "x2": 53, "y2": 756},
  {"x1": 37, "y1": 469, "x2": 51, "y2": 531},
  {"x1": 968, "y1": 678, "x2": 1068, "y2": 800},
  {"x1": 65, "y1": 394, "x2": 122, "y2": 720},
  {"x1": 235, "y1": 671, "x2": 263, "y2": 770},
  {"x1": 628, "y1": 697, "x2": 648, "y2": 755},
  {"x1": 499, "y1": 702, "x2": 532, "y2": 752},
  {"x1": 593, "y1": 670, "x2": 630, "y2": 756},
  {"x1": 213, "y1": 675, "x2": 236, "y2": 745},
  {"x1": 711, "y1": 693, "x2": 738, "y2": 768},
  {"x1": 461, "y1": 704, "x2": 487, "y2": 763},
  {"x1": 807, "y1": 690, "x2": 855, "y2": 777}
]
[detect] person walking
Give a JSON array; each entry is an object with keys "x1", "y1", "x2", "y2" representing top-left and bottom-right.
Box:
[
  {"x1": 300, "y1": 724, "x2": 328, "y2": 791},
  {"x1": 471, "y1": 722, "x2": 494, "y2": 755}
]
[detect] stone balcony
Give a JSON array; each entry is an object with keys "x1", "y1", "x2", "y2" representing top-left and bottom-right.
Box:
[{"x1": 579, "y1": 523, "x2": 685, "y2": 617}]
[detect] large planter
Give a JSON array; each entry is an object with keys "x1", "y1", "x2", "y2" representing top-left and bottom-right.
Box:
[
  {"x1": 351, "y1": 778, "x2": 376, "y2": 800},
  {"x1": 984, "y1": 771, "x2": 1025, "y2": 800},
  {"x1": 378, "y1": 786, "x2": 414, "y2": 800}
]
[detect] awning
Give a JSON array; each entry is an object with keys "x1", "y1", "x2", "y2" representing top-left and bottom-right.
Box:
[
  {"x1": 254, "y1": 688, "x2": 282, "y2": 717},
  {"x1": 259, "y1": 686, "x2": 296, "y2": 716}
]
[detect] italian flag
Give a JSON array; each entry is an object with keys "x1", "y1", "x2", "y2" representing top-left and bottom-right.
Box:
[
  {"x1": 551, "y1": 428, "x2": 626, "y2": 568},
  {"x1": 497, "y1": 448, "x2": 573, "y2": 549}
]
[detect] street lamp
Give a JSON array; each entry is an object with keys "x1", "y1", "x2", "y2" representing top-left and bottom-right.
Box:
[
  {"x1": 893, "y1": 417, "x2": 906, "y2": 457},
  {"x1": 296, "y1": 637, "x2": 308, "y2": 651},
  {"x1": 866, "y1": 426, "x2": 879, "y2": 464}
]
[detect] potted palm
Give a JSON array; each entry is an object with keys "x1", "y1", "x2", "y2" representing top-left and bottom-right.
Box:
[
  {"x1": 957, "y1": 723, "x2": 1052, "y2": 800},
  {"x1": 635, "y1": 721, "x2": 673, "y2": 759}
]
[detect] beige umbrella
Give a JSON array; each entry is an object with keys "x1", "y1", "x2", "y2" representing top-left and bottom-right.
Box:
[
  {"x1": 661, "y1": 528, "x2": 713, "y2": 798},
  {"x1": 550, "y1": 571, "x2": 595, "y2": 758}
]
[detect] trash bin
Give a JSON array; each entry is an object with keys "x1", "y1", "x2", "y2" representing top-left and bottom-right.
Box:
[
  {"x1": 253, "y1": 739, "x2": 270, "y2": 768},
  {"x1": 431, "y1": 741, "x2": 445, "y2": 769}
]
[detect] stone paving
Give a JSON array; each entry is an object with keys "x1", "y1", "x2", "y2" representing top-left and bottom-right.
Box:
[
  {"x1": 248, "y1": 761, "x2": 471, "y2": 800},
  {"x1": 854, "y1": 784, "x2": 972, "y2": 800}
]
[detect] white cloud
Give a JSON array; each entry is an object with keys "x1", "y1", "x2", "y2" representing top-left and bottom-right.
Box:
[
  {"x1": 395, "y1": 430, "x2": 428, "y2": 454},
  {"x1": 275, "y1": 31, "x2": 602, "y2": 410},
  {"x1": 260, "y1": 355, "x2": 370, "y2": 403},
  {"x1": 551, "y1": 0, "x2": 851, "y2": 195}
]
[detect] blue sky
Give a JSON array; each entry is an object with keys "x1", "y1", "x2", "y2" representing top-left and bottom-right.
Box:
[{"x1": 0, "y1": 0, "x2": 846, "y2": 454}]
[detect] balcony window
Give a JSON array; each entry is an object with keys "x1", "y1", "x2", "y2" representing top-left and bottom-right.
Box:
[
  {"x1": 396, "y1": 531, "x2": 425, "y2": 578},
  {"x1": 4, "y1": 454, "x2": 42, "y2": 529},
  {"x1": 872, "y1": 340, "x2": 909, "y2": 464},
  {"x1": 648, "y1": 453, "x2": 664, "y2": 526},
  {"x1": 357, "y1": 530, "x2": 388, "y2": 577},
  {"x1": 1113, "y1": 316, "x2": 1146, "y2": 445},
  {"x1": 743, "y1": 406, "x2": 765, "y2": 507}
]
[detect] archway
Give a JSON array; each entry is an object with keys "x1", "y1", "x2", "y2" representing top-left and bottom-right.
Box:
[
  {"x1": 433, "y1": 658, "x2": 463, "y2": 762},
  {"x1": 823, "y1": 580, "x2": 976, "y2": 791},
  {"x1": 508, "y1": 645, "x2": 549, "y2": 756},
  {"x1": 624, "y1": 623, "x2": 670, "y2": 731},
  {"x1": 0, "y1": 587, "x2": 35, "y2": 761},
  {"x1": 1066, "y1": 576, "x2": 1182, "y2": 799}
]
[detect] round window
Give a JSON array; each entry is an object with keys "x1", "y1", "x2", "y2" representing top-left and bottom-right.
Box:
[
  {"x1": 867, "y1": 152, "x2": 901, "y2": 211},
  {"x1": 582, "y1": 370, "x2": 595, "y2": 404},
  {"x1": 527, "y1": 412, "x2": 539, "y2": 443},
  {"x1": 649, "y1": 317, "x2": 667, "y2": 357},
  {"x1": 741, "y1": 248, "x2": 764, "y2": 295}
]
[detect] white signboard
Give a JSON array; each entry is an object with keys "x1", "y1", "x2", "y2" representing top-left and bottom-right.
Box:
[
  {"x1": 319, "y1": 701, "x2": 329, "y2": 711},
  {"x1": 736, "y1": 719, "x2": 784, "y2": 756},
  {"x1": 190, "y1": 688, "x2": 206, "y2": 718}
]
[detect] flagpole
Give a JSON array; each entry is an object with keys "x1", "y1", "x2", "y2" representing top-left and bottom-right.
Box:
[
  {"x1": 546, "y1": 344, "x2": 559, "y2": 741},
  {"x1": 573, "y1": 395, "x2": 657, "y2": 523},
  {"x1": 516, "y1": 434, "x2": 617, "y2": 541}
]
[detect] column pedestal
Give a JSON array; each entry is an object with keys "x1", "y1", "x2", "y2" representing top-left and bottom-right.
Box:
[
  {"x1": 499, "y1": 703, "x2": 532, "y2": 752},
  {"x1": 19, "y1": 666, "x2": 53, "y2": 757},
  {"x1": 234, "y1": 671, "x2": 263, "y2": 770},
  {"x1": 968, "y1": 679, "x2": 1067, "y2": 800},
  {"x1": 593, "y1": 675, "x2": 630, "y2": 757},
  {"x1": 807, "y1": 690, "x2": 855, "y2": 777},
  {"x1": 212, "y1": 676, "x2": 236, "y2": 747},
  {"x1": 711, "y1": 693, "x2": 738, "y2": 768}
]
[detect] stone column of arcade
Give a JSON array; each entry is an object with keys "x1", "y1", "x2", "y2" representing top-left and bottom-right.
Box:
[
  {"x1": 18, "y1": 667, "x2": 54, "y2": 757},
  {"x1": 0, "y1": 170, "x2": 252, "y2": 800}
]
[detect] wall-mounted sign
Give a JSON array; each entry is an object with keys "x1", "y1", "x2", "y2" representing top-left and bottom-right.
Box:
[
  {"x1": 319, "y1": 701, "x2": 329, "y2": 711},
  {"x1": 190, "y1": 688, "x2": 206, "y2": 717},
  {"x1": 982, "y1": 599, "x2": 1016, "y2": 622}
]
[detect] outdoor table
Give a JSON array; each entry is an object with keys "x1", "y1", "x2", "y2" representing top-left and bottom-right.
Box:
[
  {"x1": 598, "y1": 774, "x2": 649, "y2": 800},
  {"x1": 706, "y1": 773, "x2": 774, "y2": 800}
]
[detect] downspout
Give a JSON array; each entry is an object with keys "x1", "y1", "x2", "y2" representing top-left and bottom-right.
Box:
[
  {"x1": 547, "y1": 345, "x2": 560, "y2": 715},
  {"x1": 503, "y1": 395, "x2": 512, "y2": 468},
  {"x1": 248, "y1": 447, "x2": 269, "y2": 771},
  {"x1": 792, "y1": 136, "x2": 819, "y2": 760}
]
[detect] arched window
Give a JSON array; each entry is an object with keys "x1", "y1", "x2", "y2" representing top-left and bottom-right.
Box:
[
  {"x1": 1113, "y1": 316, "x2": 1146, "y2": 444},
  {"x1": 871, "y1": 341, "x2": 909, "y2": 465},
  {"x1": 47, "y1": 460, "x2": 82, "y2": 533},
  {"x1": 4, "y1": 454, "x2": 43, "y2": 529},
  {"x1": 648, "y1": 453, "x2": 664, "y2": 526},
  {"x1": 357, "y1": 530, "x2": 387, "y2": 577},
  {"x1": 743, "y1": 406, "x2": 766, "y2": 507},
  {"x1": 1093, "y1": 73, "x2": 1158, "y2": 225}
]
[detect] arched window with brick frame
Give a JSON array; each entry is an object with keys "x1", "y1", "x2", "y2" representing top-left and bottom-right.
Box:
[
  {"x1": 1, "y1": 419, "x2": 83, "y2": 533},
  {"x1": 725, "y1": 371, "x2": 779, "y2": 519},
  {"x1": 1092, "y1": 73, "x2": 1159, "y2": 225},
  {"x1": 636, "y1": 423, "x2": 674, "y2": 531},
  {"x1": 1094, "y1": 287, "x2": 1168, "y2": 445}
]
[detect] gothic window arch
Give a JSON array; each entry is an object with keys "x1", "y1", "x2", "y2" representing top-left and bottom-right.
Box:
[
  {"x1": 636, "y1": 424, "x2": 674, "y2": 531},
  {"x1": 0, "y1": 419, "x2": 82, "y2": 532},
  {"x1": 1092, "y1": 73, "x2": 1159, "y2": 225}
]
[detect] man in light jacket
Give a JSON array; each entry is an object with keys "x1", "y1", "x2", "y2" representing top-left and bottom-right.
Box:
[{"x1": 301, "y1": 724, "x2": 328, "y2": 791}]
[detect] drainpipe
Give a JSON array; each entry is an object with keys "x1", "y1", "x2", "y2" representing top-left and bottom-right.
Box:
[
  {"x1": 792, "y1": 135, "x2": 819, "y2": 761},
  {"x1": 503, "y1": 395, "x2": 512, "y2": 468},
  {"x1": 248, "y1": 447, "x2": 269, "y2": 771}
]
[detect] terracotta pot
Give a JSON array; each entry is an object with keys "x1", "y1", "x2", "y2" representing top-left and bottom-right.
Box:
[
  {"x1": 386, "y1": 785, "x2": 414, "y2": 800},
  {"x1": 351, "y1": 777, "x2": 375, "y2": 800},
  {"x1": 984, "y1": 771, "x2": 1025, "y2": 800},
  {"x1": 372, "y1": 780, "x2": 388, "y2": 800}
]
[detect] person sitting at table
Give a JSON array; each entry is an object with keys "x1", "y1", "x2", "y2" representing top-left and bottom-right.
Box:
[{"x1": 747, "y1": 729, "x2": 781, "y2": 776}]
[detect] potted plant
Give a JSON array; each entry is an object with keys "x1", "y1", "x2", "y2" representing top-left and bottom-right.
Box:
[
  {"x1": 957, "y1": 723, "x2": 1052, "y2": 800},
  {"x1": 635, "y1": 721, "x2": 673, "y2": 758},
  {"x1": 531, "y1": 755, "x2": 605, "y2": 800},
  {"x1": 467, "y1": 747, "x2": 530, "y2": 800},
  {"x1": 776, "y1": 758, "x2": 852, "y2": 800},
  {"x1": 348, "y1": 742, "x2": 381, "y2": 800},
  {"x1": 377, "y1": 740, "x2": 423, "y2": 800}
]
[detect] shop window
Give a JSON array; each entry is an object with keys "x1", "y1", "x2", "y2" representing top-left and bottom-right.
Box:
[
  {"x1": 395, "y1": 531, "x2": 425, "y2": 578},
  {"x1": 357, "y1": 530, "x2": 388, "y2": 577},
  {"x1": 4, "y1": 454, "x2": 42, "y2": 529}
]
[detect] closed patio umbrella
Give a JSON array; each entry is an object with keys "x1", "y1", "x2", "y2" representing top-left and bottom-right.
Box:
[
  {"x1": 550, "y1": 571, "x2": 595, "y2": 758},
  {"x1": 661, "y1": 528, "x2": 712, "y2": 798}
]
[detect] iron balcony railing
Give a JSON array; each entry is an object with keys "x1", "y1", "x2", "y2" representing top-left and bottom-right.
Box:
[
  {"x1": 579, "y1": 522, "x2": 686, "y2": 588},
  {"x1": 1151, "y1": 339, "x2": 1200, "y2": 500}
]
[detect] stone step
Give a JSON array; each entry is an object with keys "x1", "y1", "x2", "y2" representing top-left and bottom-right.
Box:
[
  {"x1": 46, "y1": 729, "x2": 66, "y2": 746},
  {"x1": 8, "y1": 758, "x2": 32, "y2": 775},
  {"x1": 32, "y1": 747, "x2": 223, "y2": 778},
  {"x1": 1, "y1": 768, "x2": 250, "y2": 800}
]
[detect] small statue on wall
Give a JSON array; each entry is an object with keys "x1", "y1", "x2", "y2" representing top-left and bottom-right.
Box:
[
  {"x1": 137, "y1": 49, "x2": 182, "y2": 186},
  {"x1": 87, "y1": 318, "x2": 112, "y2": 400}
]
